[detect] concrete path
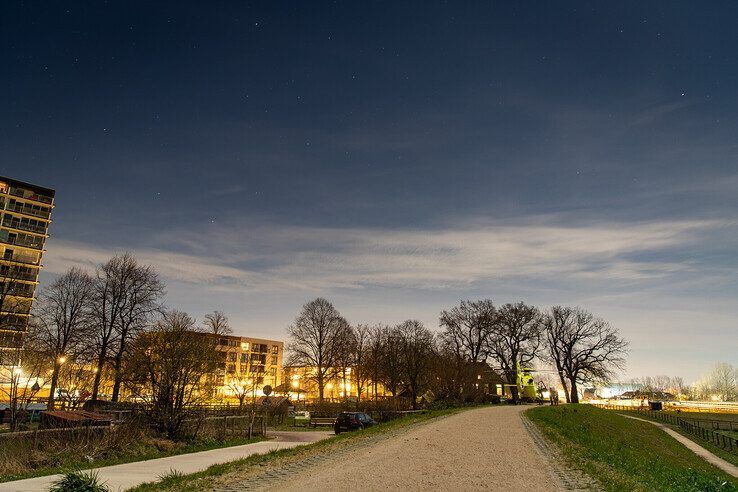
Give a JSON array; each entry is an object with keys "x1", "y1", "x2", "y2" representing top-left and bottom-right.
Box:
[
  {"x1": 619, "y1": 414, "x2": 738, "y2": 478},
  {"x1": 259, "y1": 406, "x2": 560, "y2": 491},
  {"x1": 0, "y1": 431, "x2": 332, "y2": 492}
]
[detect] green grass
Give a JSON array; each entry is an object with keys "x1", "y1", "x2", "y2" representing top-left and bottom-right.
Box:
[
  {"x1": 0, "y1": 435, "x2": 266, "y2": 484},
  {"x1": 131, "y1": 406, "x2": 471, "y2": 491},
  {"x1": 528, "y1": 405, "x2": 738, "y2": 492},
  {"x1": 614, "y1": 409, "x2": 738, "y2": 469}
]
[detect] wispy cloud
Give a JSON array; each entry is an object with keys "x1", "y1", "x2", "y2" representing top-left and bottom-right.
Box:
[{"x1": 42, "y1": 217, "x2": 734, "y2": 294}]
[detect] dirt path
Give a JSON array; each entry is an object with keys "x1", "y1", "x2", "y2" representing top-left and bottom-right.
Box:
[{"x1": 263, "y1": 406, "x2": 559, "y2": 492}]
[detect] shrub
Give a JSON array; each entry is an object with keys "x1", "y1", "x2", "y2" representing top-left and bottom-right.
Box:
[{"x1": 49, "y1": 470, "x2": 108, "y2": 492}]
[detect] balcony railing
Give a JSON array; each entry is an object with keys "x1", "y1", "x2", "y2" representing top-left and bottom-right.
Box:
[
  {"x1": 8, "y1": 187, "x2": 53, "y2": 205},
  {"x1": 0, "y1": 234, "x2": 44, "y2": 250},
  {"x1": 1, "y1": 253, "x2": 40, "y2": 267},
  {"x1": 2, "y1": 283, "x2": 36, "y2": 298},
  {"x1": 1, "y1": 219, "x2": 48, "y2": 235},
  {"x1": 0, "y1": 268, "x2": 38, "y2": 282},
  {"x1": 4, "y1": 202, "x2": 51, "y2": 219}
]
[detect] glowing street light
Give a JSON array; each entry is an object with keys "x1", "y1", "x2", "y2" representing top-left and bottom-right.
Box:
[{"x1": 58, "y1": 356, "x2": 67, "y2": 364}]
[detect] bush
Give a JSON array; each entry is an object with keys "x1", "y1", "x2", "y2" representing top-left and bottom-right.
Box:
[{"x1": 49, "y1": 470, "x2": 108, "y2": 492}]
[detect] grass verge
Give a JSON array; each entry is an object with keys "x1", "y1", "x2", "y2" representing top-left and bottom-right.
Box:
[
  {"x1": 527, "y1": 405, "x2": 738, "y2": 492},
  {"x1": 604, "y1": 410, "x2": 738, "y2": 468},
  {"x1": 131, "y1": 406, "x2": 472, "y2": 491},
  {"x1": 0, "y1": 435, "x2": 266, "y2": 484}
]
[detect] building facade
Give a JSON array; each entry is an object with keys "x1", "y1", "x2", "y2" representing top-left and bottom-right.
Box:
[
  {"x1": 0, "y1": 177, "x2": 55, "y2": 350},
  {"x1": 281, "y1": 365, "x2": 388, "y2": 402},
  {"x1": 212, "y1": 334, "x2": 284, "y2": 401}
]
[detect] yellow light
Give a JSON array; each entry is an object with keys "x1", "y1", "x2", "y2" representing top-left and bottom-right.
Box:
[
  {"x1": 291, "y1": 374, "x2": 300, "y2": 381},
  {"x1": 58, "y1": 356, "x2": 66, "y2": 364},
  {"x1": 291, "y1": 381, "x2": 299, "y2": 388},
  {"x1": 325, "y1": 383, "x2": 333, "y2": 390},
  {"x1": 13, "y1": 367, "x2": 22, "y2": 375}
]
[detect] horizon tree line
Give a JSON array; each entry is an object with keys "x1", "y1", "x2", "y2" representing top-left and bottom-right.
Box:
[{"x1": 287, "y1": 297, "x2": 630, "y2": 405}]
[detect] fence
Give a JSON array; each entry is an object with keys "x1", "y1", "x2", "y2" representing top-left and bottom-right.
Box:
[
  {"x1": 591, "y1": 404, "x2": 738, "y2": 455},
  {"x1": 186, "y1": 414, "x2": 266, "y2": 440}
]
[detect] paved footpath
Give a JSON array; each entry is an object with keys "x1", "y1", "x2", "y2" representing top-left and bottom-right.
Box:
[
  {"x1": 0, "y1": 431, "x2": 332, "y2": 492},
  {"x1": 619, "y1": 413, "x2": 738, "y2": 478},
  {"x1": 222, "y1": 406, "x2": 567, "y2": 492}
]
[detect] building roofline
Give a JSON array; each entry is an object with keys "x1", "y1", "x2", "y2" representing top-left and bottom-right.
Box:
[{"x1": 0, "y1": 176, "x2": 55, "y2": 197}]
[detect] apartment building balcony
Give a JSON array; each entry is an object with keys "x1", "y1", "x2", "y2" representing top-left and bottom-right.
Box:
[
  {"x1": 0, "y1": 233, "x2": 44, "y2": 250},
  {"x1": 8, "y1": 186, "x2": 54, "y2": 205},
  {"x1": 3, "y1": 200, "x2": 52, "y2": 220},
  {"x1": 1, "y1": 217, "x2": 48, "y2": 235}
]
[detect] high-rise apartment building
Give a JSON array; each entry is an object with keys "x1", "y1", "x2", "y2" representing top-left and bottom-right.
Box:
[{"x1": 0, "y1": 176, "x2": 55, "y2": 350}]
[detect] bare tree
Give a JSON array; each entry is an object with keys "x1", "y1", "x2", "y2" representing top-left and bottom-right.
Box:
[
  {"x1": 487, "y1": 302, "x2": 542, "y2": 403},
  {"x1": 88, "y1": 253, "x2": 164, "y2": 402},
  {"x1": 433, "y1": 332, "x2": 478, "y2": 400},
  {"x1": 226, "y1": 375, "x2": 258, "y2": 409},
  {"x1": 379, "y1": 325, "x2": 403, "y2": 397},
  {"x1": 439, "y1": 299, "x2": 495, "y2": 364},
  {"x1": 698, "y1": 362, "x2": 738, "y2": 402},
  {"x1": 334, "y1": 322, "x2": 356, "y2": 402},
  {"x1": 88, "y1": 255, "x2": 129, "y2": 401},
  {"x1": 541, "y1": 306, "x2": 574, "y2": 401},
  {"x1": 124, "y1": 310, "x2": 220, "y2": 439},
  {"x1": 110, "y1": 260, "x2": 165, "y2": 402},
  {"x1": 203, "y1": 311, "x2": 232, "y2": 336},
  {"x1": 544, "y1": 307, "x2": 628, "y2": 403},
  {"x1": 286, "y1": 298, "x2": 348, "y2": 402},
  {"x1": 396, "y1": 320, "x2": 435, "y2": 410},
  {"x1": 367, "y1": 325, "x2": 386, "y2": 402},
  {"x1": 34, "y1": 267, "x2": 94, "y2": 409},
  {"x1": 352, "y1": 324, "x2": 372, "y2": 402}
]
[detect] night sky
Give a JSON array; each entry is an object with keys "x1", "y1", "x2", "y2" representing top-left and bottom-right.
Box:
[{"x1": 3, "y1": 2, "x2": 737, "y2": 381}]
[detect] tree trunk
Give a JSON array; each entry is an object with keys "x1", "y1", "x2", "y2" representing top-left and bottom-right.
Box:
[
  {"x1": 47, "y1": 364, "x2": 60, "y2": 409},
  {"x1": 111, "y1": 352, "x2": 123, "y2": 402},
  {"x1": 569, "y1": 379, "x2": 579, "y2": 403},
  {"x1": 91, "y1": 351, "x2": 106, "y2": 401},
  {"x1": 317, "y1": 372, "x2": 324, "y2": 402},
  {"x1": 557, "y1": 372, "x2": 570, "y2": 403}
]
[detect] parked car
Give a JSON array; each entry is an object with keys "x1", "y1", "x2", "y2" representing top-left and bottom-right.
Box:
[
  {"x1": 333, "y1": 411, "x2": 375, "y2": 434},
  {"x1": 294, "y1": 410, "x2": 311, "y2": 427}
]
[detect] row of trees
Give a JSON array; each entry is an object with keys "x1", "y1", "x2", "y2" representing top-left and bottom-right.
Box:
[
  {"x1": 0, "y1": 254, "x2": 230, "y2": 435},
  {"x1": 632, "y1": 363, "x2": 738, "y2": 402},
  {"x1": 287, "y1": 298, "x2": 629, "y2": 405}
]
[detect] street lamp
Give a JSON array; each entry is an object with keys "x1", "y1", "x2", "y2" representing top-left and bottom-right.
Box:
[{"x1": 58, "y1": 356, "x2": 66, "y2": 364}]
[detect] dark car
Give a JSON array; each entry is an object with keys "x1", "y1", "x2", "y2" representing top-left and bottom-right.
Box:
[{"x1": 333, "y1": 411, "x2": 375, "y2": 434}]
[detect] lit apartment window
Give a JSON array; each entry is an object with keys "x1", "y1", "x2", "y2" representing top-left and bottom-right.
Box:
[{"x1": 271, "y1": 345, "x2": 279, "y2": 355}]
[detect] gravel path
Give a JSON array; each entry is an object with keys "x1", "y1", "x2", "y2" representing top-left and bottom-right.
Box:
[{"x1": 262, "y1": 406, "x2": 559, "y2": 492}]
